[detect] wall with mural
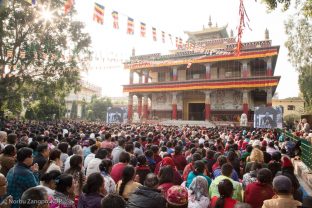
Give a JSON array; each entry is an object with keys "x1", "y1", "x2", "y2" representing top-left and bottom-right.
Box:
[{"x1": 151, "y1": 93, "x2": 182, "y2": 110}]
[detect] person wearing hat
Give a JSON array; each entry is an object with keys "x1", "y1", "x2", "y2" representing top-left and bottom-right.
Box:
[
  {"x1": 262, "y1": 175, "x2": 301, "y2": 208},
  {"x1": 166, "y1": 186, "x2": 188, "y2": 208}
]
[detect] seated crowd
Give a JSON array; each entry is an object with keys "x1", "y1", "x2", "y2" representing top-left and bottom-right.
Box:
[{"x1": 0, "y1": 120, "x2": 310, "y2": 208}]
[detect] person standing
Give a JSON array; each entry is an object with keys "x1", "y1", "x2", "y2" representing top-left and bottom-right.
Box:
[{"x1": 7, "y1": 147, "x2": 39, "y2": 208}]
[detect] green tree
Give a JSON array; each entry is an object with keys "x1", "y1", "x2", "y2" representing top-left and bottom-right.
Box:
[
  {"x1": 81, "y1": 99, "x2": 87, "y2": 119},
  {"x1": 261, "y1": 0, "x2": 312, "y2": 110},
  {"x1": 0, "y1": 0, "x2": 91, "y2": 115},
  {"x1": 87, "y1": 97, "x2": 112, "y2": 121},
  {"x1": 261, "y1": 0, "x2": 312, "y2": 17},
  {"x1": 70, "y1": 101, "x2": 78, "y2": 119}
]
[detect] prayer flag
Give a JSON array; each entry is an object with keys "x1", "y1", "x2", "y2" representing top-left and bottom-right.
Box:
[
  {"x1": 168, "y1": 34, "x2": 172, "y2": 43},
  {"x1": 64, "y1": 0, "x2": 74, "y2": 14},
  {"x1": 161, "y1": 31, "x2": 165, "y2": 43},
  {"x1": 127, "y1": 17, "x2": 134, "y2": 35},
  {"x1": 140, "y1": 22, "x2": 146, "y2": 37},
  {"x1": 112, "y1": 11, "x2": 119, "y2": 29},
  {"x1": 93, "y1": 2, "x2": 104, "y2": 25},
  {"x1": 175, "y1": 37, "x2": 179, "y2": 48},
  {"x1": 152, "y1": 27, "x2": 157, "y2": 41},
  {"x1": 25, "y1": 0, "x2": 36, "y2": 5}
]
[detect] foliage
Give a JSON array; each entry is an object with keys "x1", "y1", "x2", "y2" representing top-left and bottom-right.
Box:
[
  {"x1": 0, "y1": 0, "x2": 91, "y2": 116},
  {"x1": 298, "y1": 66, "x2": 312, "y2": 107},
  {"x1": 261, "y1": 0, "x2": 312, "y2": 17},
  {"x1": 81, "y1": 99, "x2": 87, "y2": 119},
  {"x1": 87, "y1": 97, "x2": 112, "y2": 121},
  {"x1": 70, "y1": 100, "x2": 78, "y2": 119},
  {"x1": 25, "y1": 100, "x2": 65, "y2": 120},
  {"x1": 285, "y1": 18, "x2": 312, "y2": 70}
]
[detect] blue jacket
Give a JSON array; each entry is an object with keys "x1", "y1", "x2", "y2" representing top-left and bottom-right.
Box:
[{"x1": 7, "y1": 162, "x2": 39, "y2": 208}]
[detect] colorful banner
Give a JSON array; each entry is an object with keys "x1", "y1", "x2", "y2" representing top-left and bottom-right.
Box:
[
  {"x1": 140, "y1": 22, "x2": 146, "y2": 37},
  {"x1": 152, "y1": 27, "x2": 157, "y2": 41},
  {"x1": 93, "y1": 2, "x2": 104, "y2": 25},
  {"x1": 127, "y1": 17, "x2": 134, "y2": 35},
  {"x1": 112, "y1": 11, "x2": 119, "y2": 29}
]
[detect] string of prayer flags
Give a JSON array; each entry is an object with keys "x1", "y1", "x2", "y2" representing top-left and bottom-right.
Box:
[
  {"x1": 175, "y1": 37, "x2": 179, "y2": 48},
  {"x1": 93, "y1": 2, "x2": 104, "y2": 25},
  {"x1": 127, "y1": 17, "x2": 134, "y2": 35},
  {"x1": 112, "y1": 11, "x2": 119, "y2": 29}
]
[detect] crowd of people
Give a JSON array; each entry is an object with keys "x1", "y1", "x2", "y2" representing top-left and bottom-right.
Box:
[{"x1": 0, "y1": 119, "x2": 310, "y2": 208}]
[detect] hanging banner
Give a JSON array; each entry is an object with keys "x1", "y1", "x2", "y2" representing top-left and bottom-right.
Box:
[
  {"x1": 127, "y1": 17, "x2": 134, "y2": 35},
  {"x1": 112, "y1": 11, "x2": 119, "y2": 29},
  {"x1": 152, "y1": 27, "x2": 157, "y2": 41},
  {"x1": 93, "y1": 2, "x2": 104, "y2": 25}
]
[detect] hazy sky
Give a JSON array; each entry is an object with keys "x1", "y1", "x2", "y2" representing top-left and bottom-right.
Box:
[{"x1": 75, "y1": 0, "x2": 299, "y2": 99}]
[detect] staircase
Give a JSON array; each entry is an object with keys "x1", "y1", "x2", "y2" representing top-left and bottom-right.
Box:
[{"x1": 159, "y1": 120, "x2": 216, "y2": 128}]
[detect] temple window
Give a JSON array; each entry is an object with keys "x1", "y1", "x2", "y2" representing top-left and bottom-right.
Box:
[{"x1": 158, "y1": 71, "x2": 166, "y2": 82}]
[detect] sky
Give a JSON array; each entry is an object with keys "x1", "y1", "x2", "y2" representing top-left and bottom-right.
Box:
[{"x1": 74, "y1": 0, "x2": 299, "y2": 99}]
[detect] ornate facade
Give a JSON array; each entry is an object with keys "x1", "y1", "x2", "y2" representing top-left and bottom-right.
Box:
[{"x1": 123, "y1": 24, "x2": 280, "y2": 122}]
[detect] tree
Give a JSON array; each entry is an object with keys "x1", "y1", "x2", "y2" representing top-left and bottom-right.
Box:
[
  {"x1": 87, "y1": 97, "x2": 112, "y2": 121},
  {"x1": 81, "y1": 99, "x2": 87, "y2": 119},
  {"x1": 261, "y1": 0, "x2": 312, "y2": 17},
  {"x1": 0, "y1": 1, "x2": 91, "y2": 114},
  {"x1": 70, "y1": 100, "x2": 78, "y2": 119},
  {"x1": 260, "y1": 0, "x2": 312, "y2": 110}
]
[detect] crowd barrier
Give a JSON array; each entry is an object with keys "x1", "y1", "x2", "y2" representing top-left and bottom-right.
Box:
[{"x1": 278, "y1": 128, "x2": 312, "y2": 170}]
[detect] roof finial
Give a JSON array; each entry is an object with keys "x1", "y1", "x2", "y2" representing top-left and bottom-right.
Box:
[
  {"x1": 230, "y1": 29, "x2": 234, "y2": 38},
  {"x1": 208, "y1": 16, "x2": 212, "y2": 27},
  {"x1": 265, "y1": 28, "x2": 269, "y2": 40}
]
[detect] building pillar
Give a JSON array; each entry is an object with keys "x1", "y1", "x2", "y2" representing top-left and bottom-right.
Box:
[
  {"x1": 241, "y1": 61, "x2": 248, "y2": 78},
  {"x1": 129, "y1": 71, "x2": 134, "y2": 84},
  {"x1": 266, "y1": 87, "x2": 272, "y2": 107},
  {"x1": 143, "y1": 94, "x2": 148, "y2": 120},
  {"x1": 243, "y1": 90, "x2": 249, "y2": 115},
  {"x1": 266, "y1": 57, "x2": 272, "y2": 76},
  {"x1": 204, "y1": 90, "x2": 211, "y2": 121},
  {"x1": 128, "y1": 94, "x2": 133, "y2": 121},
  {"x1": 137, "y1": 95, "x2": 142, "y2": 118},
  {"x1": 172, "y1": 92, "x2": 177, "y2": 120},
  {"x1": 144, "y1": 70, "x2": 149, "y2": 83},
  {"x1": 138, "y1": 71, "x2": 143, "y2": 84},
  {"x1": 172, "y1": 66, "x2": 178, "y2": 81},
  {"x1": 205, "y1": 63, "x2": 211, "y2": 79}
]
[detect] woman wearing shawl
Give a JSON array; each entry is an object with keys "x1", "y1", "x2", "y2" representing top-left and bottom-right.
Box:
[
  {"x1": 188, "y1": 176, "x2": 210, "y2": 208},
  {"x1": 154, "y1": 156, "x2": 183, "y2": 185}
]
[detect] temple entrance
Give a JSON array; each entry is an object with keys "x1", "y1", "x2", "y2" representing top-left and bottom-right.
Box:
[{"x1": 188, "y1": 103, "x2": 205, "y2": 120}]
